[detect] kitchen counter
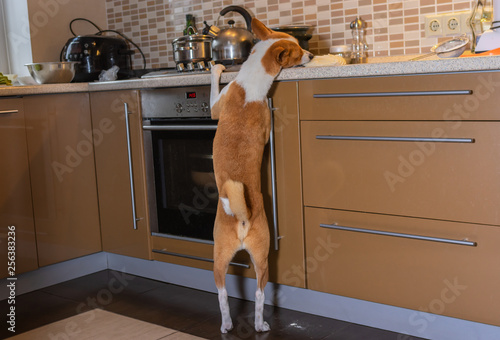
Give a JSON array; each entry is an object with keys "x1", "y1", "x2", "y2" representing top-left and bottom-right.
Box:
[{"x1": 2, "y1": 54, "x2": 500, "y2": 97}]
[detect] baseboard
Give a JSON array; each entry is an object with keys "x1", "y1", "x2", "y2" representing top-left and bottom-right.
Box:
[
  {"x1": 0, "y1": 252, "x2": 108, "y2": 300},
  {"x1": 106, "y1": 253, "x2": 500, "y2": 340},
  {"x1": 2, "y1": 252, "x2": 499, "y2": 340}
]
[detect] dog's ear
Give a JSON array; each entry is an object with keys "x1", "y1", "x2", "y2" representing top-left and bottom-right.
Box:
[
  {"x1": 275, "y1": 46, "x2": 290, "y2": 65},
  {"x1": 252, "y1": 18, "x2": 273, "y2": 40}
]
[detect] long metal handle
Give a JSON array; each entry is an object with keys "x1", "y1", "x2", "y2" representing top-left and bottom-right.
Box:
[
  {"x1": 124, "y1": 102, "x2": 140, "y2": 230},
  {"x1": 320, "y1": 224, "x2": 477, "y2": 247},
  {"x1": 268, "y1": 98, "x2": 280, "y2": 251},
  {"x1": 313, "y1": 90, "x2": 472, "y2": 98},
  {"x1": 152, "y1": 249, "x2": 251, "y2": 268},
  {"x1": 316, "y1": 135, "x2": 475, "y2": 143},
  {"x1": 143, "y1": 125, "x2": 218, "y2": 131},
  {"x1": 409, "y1": 52, "x2": 437, "y2": 61},
  {"x1": 0, "y1": 110, "x2": 19, "y2": 115}
]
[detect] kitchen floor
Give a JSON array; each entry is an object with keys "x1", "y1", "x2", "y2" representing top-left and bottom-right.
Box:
[{"x1": 1, "y1": 270, "x2": 427, "y2": 340}]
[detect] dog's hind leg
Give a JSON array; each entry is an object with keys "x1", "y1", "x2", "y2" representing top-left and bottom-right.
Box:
[
  {"x1": 253, "y1": 254, "x2": 270, "y2": 332},
  {"x1": 214, "y1": 238, "x2": 235, "y2": 333},
  {"x1": 246, "y1": 227, "x2": 271, "y2": 332}
]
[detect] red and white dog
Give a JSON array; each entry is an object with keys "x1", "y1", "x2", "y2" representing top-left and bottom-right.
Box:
[{"x1": 210, "y1": 18, "x2": 313, "y2": 333}]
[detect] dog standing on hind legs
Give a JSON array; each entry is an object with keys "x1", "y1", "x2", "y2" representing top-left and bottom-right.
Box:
[{"x1": 210, "y1": 18, "x2": 313, "y2": 333}]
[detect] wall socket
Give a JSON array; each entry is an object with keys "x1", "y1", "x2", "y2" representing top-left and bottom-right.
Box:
[{"x1": 424, "y1": 11, "x2": 471, "y2": 38}]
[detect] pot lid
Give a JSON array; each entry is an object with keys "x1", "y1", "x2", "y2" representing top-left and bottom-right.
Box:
[{"x1": 172, "y1": 34, "x2": 213, "y2": 44}]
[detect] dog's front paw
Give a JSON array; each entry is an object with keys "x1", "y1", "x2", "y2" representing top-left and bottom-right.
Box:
[
  {"x1": 220, "y1": 320, "x2": 233, "y2": 333},
  {"x1": 255, "y1": 321, "x2": 270, "y2": 332},
  {"x1": 211, "y1": 64, "x2": 226, "y2": 76}
]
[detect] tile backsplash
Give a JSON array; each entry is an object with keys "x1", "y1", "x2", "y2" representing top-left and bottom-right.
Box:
[{"x1": 106, "y1": 0, "x2": 474, "y2": 69}]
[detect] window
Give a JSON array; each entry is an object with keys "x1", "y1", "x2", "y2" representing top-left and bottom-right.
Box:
[
  {"x1": 0, "y1": 2, "x2": 10, "y2": 73},
  {"x1": 0, "y1": 0, "x2": 32, "y2": 76}
]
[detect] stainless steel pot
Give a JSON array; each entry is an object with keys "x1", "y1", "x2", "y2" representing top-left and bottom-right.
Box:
[
  {"x1": 172, "y1": 33, "x2": 213, "y2": 64},
  {"x1": 211, "y1": 6, "x2": 255, "y2": 64}
]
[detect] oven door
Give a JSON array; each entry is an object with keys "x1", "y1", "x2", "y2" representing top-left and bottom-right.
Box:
[{"x1": 143, "y1": 120, "x2": 219, "y2": 243}]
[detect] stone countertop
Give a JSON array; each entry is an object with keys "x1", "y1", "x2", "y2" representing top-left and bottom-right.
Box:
[{"x1": 1, "y1": 54, "x2": 500, "y2": 97}]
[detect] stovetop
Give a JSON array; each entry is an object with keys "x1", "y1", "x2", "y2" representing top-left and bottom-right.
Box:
[{"x1": 140, "y1": 64, "x2": 241, "y2": 79}]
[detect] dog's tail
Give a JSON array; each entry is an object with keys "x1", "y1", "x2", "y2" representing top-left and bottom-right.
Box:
[{"x1": 220, "y1": 179, "x2": 251, "y2": 224}]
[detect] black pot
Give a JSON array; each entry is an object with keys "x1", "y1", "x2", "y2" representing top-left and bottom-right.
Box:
[
  {"x1": 60, "y1": 35, "x2": 134, "y2": 82},
  {"x1": 271, "y1": 25, "x2": 314, "y2": 50}
]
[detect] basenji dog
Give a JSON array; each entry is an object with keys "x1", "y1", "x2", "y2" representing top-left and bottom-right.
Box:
[{"x1": 210, "y1": 18, "x2": 313, "y2": 333}]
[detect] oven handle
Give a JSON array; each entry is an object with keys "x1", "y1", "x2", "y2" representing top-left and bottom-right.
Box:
[
  {"x1": 268, "y1": 98, "x2": 281, "y2": 251},
  {"x1": 143, "y1": 125, "x2": 218, "y2": 131},
  {"x1": 124, "y1": 102, "x2": 140, "y2": 230}
]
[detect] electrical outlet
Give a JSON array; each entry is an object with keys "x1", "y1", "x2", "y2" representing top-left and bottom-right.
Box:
[
  {"x1": 425, "y1": 12, "x2": 472, "y2": 37},
  {"x1": 442, "y1": 14, "x2": 462, "y2": 35},
  {"x1": 425, "y1": 15, "x2": 443, "y2": 37}
]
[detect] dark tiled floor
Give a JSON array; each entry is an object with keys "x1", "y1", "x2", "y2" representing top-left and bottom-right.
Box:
[{"x1": 0, "y1": 270, "x2": 427, "y2": 340}]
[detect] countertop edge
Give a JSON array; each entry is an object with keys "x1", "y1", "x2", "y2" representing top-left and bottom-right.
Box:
[{"x1": 2, "y1": 55, "x2": 500, "y2": 97}]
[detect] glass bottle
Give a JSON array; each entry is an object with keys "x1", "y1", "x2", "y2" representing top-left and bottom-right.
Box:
[
  {"x1": 183, "y1": 14, "x2": 196, "y2": 35},
  {"x1": 350, "y1": 17, "x2": 368, "y2": 63}
]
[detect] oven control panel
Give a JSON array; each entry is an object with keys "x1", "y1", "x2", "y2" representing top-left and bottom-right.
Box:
[{"x1": 141, "y1": 86, "x2": 211, "y2": 119}]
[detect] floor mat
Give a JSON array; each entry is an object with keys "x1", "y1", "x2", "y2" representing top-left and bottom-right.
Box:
[{"x1": 6, "y1": 308, "x2": 207, "y2": 340}]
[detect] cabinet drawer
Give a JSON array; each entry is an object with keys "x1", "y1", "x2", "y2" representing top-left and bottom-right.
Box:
[
  {"x1": 151, "y1": 236, "x2": 254, "y2": 278},
  {"x1": 301, "y1": 121, "x2": 500, "y2": 226},
  {"x1": 299, "y1": 72, "x2": 500, "y2": 120},
  {"x1": 305, "y1": 207, "x2": 500, "y2": 326}
]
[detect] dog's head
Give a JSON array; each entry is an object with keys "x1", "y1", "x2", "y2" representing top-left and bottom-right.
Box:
[{"x1": 251, "y1": 18, "x2": 314, "y2": 74}]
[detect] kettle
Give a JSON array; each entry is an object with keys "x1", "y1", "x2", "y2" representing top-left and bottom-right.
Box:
[{"x1": 210, "y1": 6, "x2": 255, "y2": 65}]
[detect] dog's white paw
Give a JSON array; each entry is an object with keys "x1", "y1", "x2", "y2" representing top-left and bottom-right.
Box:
[
  {"x1": 220, "y1": 321, "x2": 233, "y2": 333},
  {"x1": 211, "y1": 64, "x2": 226, "y2": 75},
  {"x1": 255, "y1": 321, "x2": 270, "y2": 332}
]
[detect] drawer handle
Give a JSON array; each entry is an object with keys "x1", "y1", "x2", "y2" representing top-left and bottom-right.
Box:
[
  {"x1": 313, "y1": 90, "x2": 472, "y2": 98},
  {"x1": 143, "y1": 125, "x2": 218, "y2": 131},
  {"x1": 152, "y1": 249, "x2": 251, "y2": 268},
  {"x1": 124, "y1": 103, "x2": 141, "y2": 230},
  {"x1": 319, "y1": 224, "x2": 477, "y2": 247},
  {"x1": 316, "y1": 135, "x2": 475, "y2": 143},
  {"x1": 0, "y1": 110, "x2": 19, "y2": 115}
]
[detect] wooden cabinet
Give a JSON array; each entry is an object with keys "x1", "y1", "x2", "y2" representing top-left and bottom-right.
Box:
[
  {"x1": 298, "y1": 71, "x2": 500, "y2": 326},
  {"x1": 304, "y1": 207, "x2": 500, "y2": 326},
  {"x1": 299, "y1": 72, "x2": 500, "y2": 121},
  {"x1": 267, "y1": 81, "x2": 306, "y2": 287},
  {"x1": 90, "y1": 90, "x2": 151, "y2": 259},
  {"x1": 0, "y1": 98, "x2": 38, "y2": 277},
  {"x1": 301, "y1": 121, "x2": 500, "y2": 226},
  {"x1": 24, "y1": 93, "x2": 101, "y2": 266}
]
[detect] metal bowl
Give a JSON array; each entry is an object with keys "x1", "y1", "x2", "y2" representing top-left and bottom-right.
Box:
[
  {"x1": 431, "y1": 36, "x2": 469, "y2": 58},
  {"x1": 25, "y1": 62, "x2": 78, "y2": 84}
]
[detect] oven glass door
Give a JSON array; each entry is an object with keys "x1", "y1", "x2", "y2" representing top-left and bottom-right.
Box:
[{"x1": 148, "y1": 122, "x2": 218, "y2": 242}]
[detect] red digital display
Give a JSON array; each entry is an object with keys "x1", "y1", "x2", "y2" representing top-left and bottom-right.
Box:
[{"x1": 186, "y1": 92, "x2": 196, "y2": 99}]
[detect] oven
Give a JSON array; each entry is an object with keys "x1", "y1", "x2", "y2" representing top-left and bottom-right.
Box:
[{"x1": 142, "y1": 86, "x2": 278, "y2": 266}]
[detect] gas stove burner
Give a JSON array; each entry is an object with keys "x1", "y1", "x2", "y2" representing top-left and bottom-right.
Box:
[
  {"x1": 140, "y1": 62, "x2": 241, "y2": 79},
  {"x1": 176, "y1": 60, "x2": 215, "y2": 73}
]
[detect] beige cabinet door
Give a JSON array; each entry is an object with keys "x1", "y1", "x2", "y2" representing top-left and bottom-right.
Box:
[
  {"x1": 305, "y1": 207, "x2": 500, "y2": 326},
  {"x1": 90, "y1": 90, "x2": 151, "y2": 259},
  {"x1": 267, "y1": 81, "x2": 306, "y2": 288},
  {"x1": 24, "y1": 93, "x2": 101, "y2": 266},
  {"x1": 0, "y1": 98, "x2": 38, "y2": 277},
  {"x1": 301, "y1": 120, "x2": 500, "y2": 226}
]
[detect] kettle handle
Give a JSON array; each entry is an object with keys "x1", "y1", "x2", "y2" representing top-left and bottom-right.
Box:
[{"x1": 219, "y1": 6, "x2": 253, "y2": 32}]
